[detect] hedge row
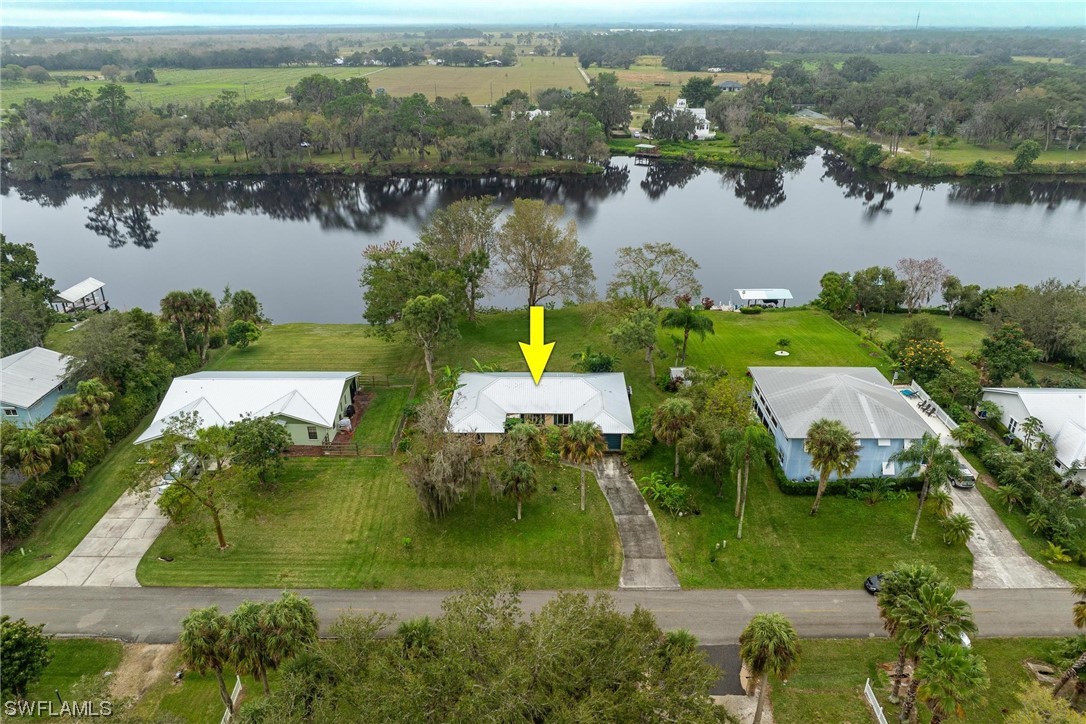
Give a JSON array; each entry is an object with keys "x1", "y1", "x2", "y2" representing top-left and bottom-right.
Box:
[{"x1": 773, "y1": 466, "x2": 924, "y2": 496}]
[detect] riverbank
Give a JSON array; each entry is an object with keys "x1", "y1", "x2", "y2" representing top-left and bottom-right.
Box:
[{"x1": 606, "y1": 137, "x2": 777, "y2": 170}]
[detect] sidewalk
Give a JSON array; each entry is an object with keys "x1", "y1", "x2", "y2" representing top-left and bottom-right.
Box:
[{"x1": 24, "y1": 488, "x2": 167, "y2": 588}]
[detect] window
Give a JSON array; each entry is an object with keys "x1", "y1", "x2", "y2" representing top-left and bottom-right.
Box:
[
  {"x1": 1008, "y1": 418, "x2": 1018, "y2": 434},
  {"x1": 882, "y1": 461, "x2": 896, "y2": 476},
  {"x1": 2, "y1": 408, "x2": 17, "y2": 417},
  {"x1": 307, "y1": 425, "x2": 318, "y2": 440},
  {"x1": 554, "y1": 413, "x2": 573, "y2": 426},
  {"x1": 877, "y1": 439, "x2": 891, "y2": 447}
]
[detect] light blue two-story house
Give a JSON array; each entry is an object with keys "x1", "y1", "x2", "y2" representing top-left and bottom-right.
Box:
[
  {"x1": 1, "y1": 347, "x2": 76, "y2": 427},
  {"x1": 749, "y1": 366, "x2": 928, "y2": 481}
]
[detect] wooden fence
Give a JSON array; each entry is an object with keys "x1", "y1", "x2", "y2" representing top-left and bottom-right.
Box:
[{"x1": 357, "y1": 373, "x2": 415, "y2": 388}]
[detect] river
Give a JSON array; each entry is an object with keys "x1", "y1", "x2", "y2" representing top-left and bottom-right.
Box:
[{"x1": 2, "y1": 152, "x2": 1083, "y2": 323}]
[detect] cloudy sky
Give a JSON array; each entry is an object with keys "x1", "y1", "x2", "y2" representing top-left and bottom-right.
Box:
[{"x1": 2, "y1": 1, "x2": 1083, "y2": 28}]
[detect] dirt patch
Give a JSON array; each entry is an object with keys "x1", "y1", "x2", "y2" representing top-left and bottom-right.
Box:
[{"x1": 110, "y1": 643, "x2": 176, "y2": 700}]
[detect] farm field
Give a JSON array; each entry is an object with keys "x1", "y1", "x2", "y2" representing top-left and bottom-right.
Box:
[
  {"x1": 0, "y1": 55, "x2": 586, "y2": 110},
  {"x1": 590, "y1": 55, "x2": 770, "y2": 102}
]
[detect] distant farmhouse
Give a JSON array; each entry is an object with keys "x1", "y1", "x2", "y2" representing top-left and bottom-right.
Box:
[
  {"x1": 981, "y1": 387, "x2": 1086, "y2": 485},
  {"x1": 654, "y1": 98, "x2": 716, "y2": 141},
  {"x1": 1, "y1": 347, "x2": 76, "y2": 427},
  {"x1": 136, "y1": 372, "x2": 359, "y2": 446},
  {"x1": 750, "y1": 367, "x2": 928, "y2": 480},
  {"x1": 717, "y1": 80, "x2": 743, "y2": 92},
  {"x1": 448, "y1": 373, "x2": 634, "y2": 451}
]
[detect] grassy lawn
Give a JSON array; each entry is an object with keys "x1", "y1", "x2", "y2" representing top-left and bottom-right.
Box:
[
  {"x1": 42, "y1": 320, "x2": 85, "y2": 355},
  {"x1": 137, "y1": 457, "x2": 621, "y2": 588},
  {"x1": 0, "y1": 418, "x2": 152, "y2": 586},
  {"x1": 771, "y1": 637, "x2": 1059, "y2": 724},
  {"x1": 22, "y1": 638, "x2": 124, "y2": 706},
  {"x1": 630, "y1": 446, "x2": 972, "y2": 589},
  {"x1": 207, "y1": 323, "x2": 417, "y2": 374},
  {"x1": 352, "y1": 386, "x2": 412, "y2": 452}
]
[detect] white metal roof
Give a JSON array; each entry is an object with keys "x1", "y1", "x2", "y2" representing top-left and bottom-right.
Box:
[
  {"x1": 55, "y1": 277, "x2": 105, "y2": 303},
  {"x1": 735, "y1": 288, "x2": 793, "y2": 301},
  {"x1": 0, "y1": 347, "x2": 73, "y2": 408},
  {"x1": 135, "y1": 371, "x2": 357, "y2": 444},
  {"x1": 749, "y1": 366, "x2": 928, "y2": 440},
  {"x1": 983, "y1": 387, "x2": 1086, "y2": 468},
  {"x1": 448, "y1": 373, "x2": 634, "y2": 435}
]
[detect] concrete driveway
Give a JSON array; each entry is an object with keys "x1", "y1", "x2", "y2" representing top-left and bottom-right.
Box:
[
  {"x1": 951, "y1": 486, "x2": 1070, "y2": 589},
  {"x1": 24, "y1": 488, "x2": 167, "y2": 588}
]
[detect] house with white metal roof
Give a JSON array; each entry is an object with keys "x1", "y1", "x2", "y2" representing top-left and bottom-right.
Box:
[
  {"x1": 981, "y1": 387, "x2": 1086, "y2": 485},
  {"x1": 52, "y1": 277, "x2": 108, "y2": 314},
  {"x1": 448, "y1": 372, "x2": 635, "y2": 451},
  {"x1": 136, "y1": 371, "x2": 359, "y2": 446},
  {"x1": 0, "y1": 347, "x2": 76, "y2": 426},
  {"x1": 749, "y1": 366, "x2": 928, "y2": 480},
  {"x1": 735, "y1": 289, "x2": 793, "y2": 307}
]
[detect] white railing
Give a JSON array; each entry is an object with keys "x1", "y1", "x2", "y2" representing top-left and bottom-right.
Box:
[
  {"x1": 220, "y1": 675, "x2": 243, "y2": 724},
  {"x1": 864, "y1": 678, "x2": 889, "y2": 724},
  {"x1": 909, "y1": 380, "x2": 959, "y2": 432}
]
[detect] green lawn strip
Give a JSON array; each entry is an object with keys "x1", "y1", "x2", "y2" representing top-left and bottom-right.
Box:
[
  {"x1": 137, "y1": 457, "x2": 621, "y2": 589},
  {"x1": 22, "y1": 638, "x2": 124, "y2": 709},
  {"x1": 42, "y1": 321, "x2": 84, "y2": 355},
  {"x1": 206, "y1": 323, "x2": 416, "y2": 374},
  {"x1": 0, "y1": 418, "x2": 152, "y2": 586},
  {"x1": 351, "y1": 386, "x2": 411, "y2": 451},
  {"x1": 630, "y1": 445, "x2": 972, "y2": 590},
  {"x1": 770, "y1": 637, "x2": 1057, "y2": 724}
]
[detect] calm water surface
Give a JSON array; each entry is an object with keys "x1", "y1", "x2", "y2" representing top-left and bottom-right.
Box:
[{"x1": 2, "y1": 152, "x2": 1083, "y2": 323}]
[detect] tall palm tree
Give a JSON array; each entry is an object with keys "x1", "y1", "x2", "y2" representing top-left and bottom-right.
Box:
[
  {"x1": 893, "y1": 580, "x2": 977, "y2": 723},
  {"x1": 2, "y1": 426, "x2": 59, "y2": 484},
  {"x1": 40, "y1": 415, "x2": 84, "y2": 468},
  {"x1": 263, "y1": 592, "x2": 319, "y2": 685},
  {"x1": 891, "y1": 432, "x2": 959, "y2": 542},
  {"x1": 739, "y1": 612, "x2": 800, "y2": 724},
  {"x1": 660, "y1": 305, "x2": 714, "y2": 366},
  {"x1": 803, "y1": 418, "x2": 860, "y2": 516},
  {"x1": 915, "y1": 642, "x2": 989, "y2": 724},
  {"x1": 189, "y1": 288, "x2": 220, "y2": 361},
  {"x1": 734, "y1": 424, "x2": 775, "y2": 540},
  {"x1": 876, "y1": 563, "x2": 943, "y2": 703},
  {"x1": 1053, "y1": 583, "x2": 1086, "y2": 696},
  {"x1": 74, "y1": 379, "x2": 114, "y2": 433},
  {"x1": 653, "y1": 397, "x2": 696, "y2": 479},
  {"x1": 498, "y1": 460, "x2": 538, "y2": 520},
  {"x1": 160, "y1": 290, "x2": 195, "y2": 352},
  {"x1": 502, "y1": 421, "x2": 544, "y2": 465},
  {"x1": 560, "y1": 421, "x2": 605, "y2": 512},
  {"x1": 179, "y1": 606, "x2": 235, "y2": 716},
  {"x1": 682, "y1": 419, "x2": 736, "y2": 499},
  {"x1": 226, "y1": 600, "x2": 272, "y2": 695}
]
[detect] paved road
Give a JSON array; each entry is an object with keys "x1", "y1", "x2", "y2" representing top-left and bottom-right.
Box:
[
  {"x1": 1, "y1": 587, "x2": 1076, "y2": 645},
  {"x1": 951, "y1": 486, "x2": 1070, "y2": 589},
  {"x1": 25, "y1": 489, "x2": 167, "y2": 587},
  {"x1": 594, "y1": 457, "x2": 680, "y2": 590}
]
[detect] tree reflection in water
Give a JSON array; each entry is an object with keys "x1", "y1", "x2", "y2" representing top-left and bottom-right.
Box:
[
  {"x1": 640, "y1": 161, "x2": 702, "y2": 200},
  {"x1": 720, "y1": 167, "x2": 788, "y2": 210}
]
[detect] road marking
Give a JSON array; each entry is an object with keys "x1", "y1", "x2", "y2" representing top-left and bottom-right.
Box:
[{"x1": 735, "y1": 593, "x2": 753, "y2": 612}]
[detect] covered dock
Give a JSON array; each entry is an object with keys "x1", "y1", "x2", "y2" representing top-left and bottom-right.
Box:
[
  {"x1": 633, "y1": 143, "x2": 660, "y2": 164},
  {"x1": 52, "y1": 278, "x2": 108, "y2": 314},
  {"x1": 735, "y1": 288, "x2": 793, "y2": 308}
]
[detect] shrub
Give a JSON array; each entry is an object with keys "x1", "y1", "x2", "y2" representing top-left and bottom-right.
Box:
[
  {"x1": 639, "y1": 470, "x2": 694, "y2": 516},
  {"x1": 739, "y1": 306, "x2": 762, "y2": 315},
  {"x1": 623, "y1": 435, "x2": 652, "y2": 461},
  {"x1": 774, "y1": 465, "x2": 923, "y2": 496},
  {"x1": 941, "y1": 513, "x2": 975, "y2": 546},
  {"x1": 207, "y1": 330, "x2": 226, "y2": 349},
  {"x1": 964, "y1": 159, "x2": 1004, "y2": 177}
]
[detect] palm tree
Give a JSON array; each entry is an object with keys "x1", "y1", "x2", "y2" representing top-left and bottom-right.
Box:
[
  {"x1": 263, "y1": 592, "x2": 319, "y2": 684},
  {"x1": 660, "y1": 305, "x2": 714, "y2": 366},
  {"x1": 940, "y1": 513, "x2": 974, "y2": 546},
  {"x1": 739, "y1": 612, "x2": 800, "y2": 724},
  {"x1": 226, "y1": 600, "x2": 272, "y2": 695},
  {"x1": 502, "y1": 421, "x2": 544, "y2": 465},
  {"x1": 891, "y1": 432, "x2": 959, "y2": 542},
  {"x1": 2, "y1": 426, "x2": 59, "y2": 484},
  {"x1": 73, "y1": 379, "x2": 114, "y2": 433},
  {"x1": 893, "y1": 580, "x2": 977, "y2": 723},
  {"x1": 876, "y1": 563, "x2": 943, "y2": 703},
  {"x1": 560, "y1": 421, "x2": 605, "y2": 512},
  {"x1": 734, "y1": 424, "x2": 775, "y2": 540},
  {"x1": 160, "y1": 290, "x2": 195, "y2": 352},
  {"x1": 927, "y1": 488, "x2": 954, "y2": 519},
  {"x1": 803, "y1": 419, "x2": 860, "y2": 516},
  {"x1": 653, "y1": 397, "x2": 696, "y2": 479},
  {"x1": 915, "y1": 642, "x2": 989, "y2": 724},
  {"x1": 189, "y1": 288, "x2": 220, "y2": 361},
  {"x1": 40, "y1": 415, "x2": 84, "y2": 468},
  {"x1": 1053, "y1": 583, "x2": 1086, "y2": 696},
  {"x1": 498, "y1": 460, "x2": 538, "y2": 520},
  {"x1": 682, "y1": 420, "x2": 737, "y2": 499},
  {"x1": 179, "y1": 606, "x2": 235, "y2": 716}
]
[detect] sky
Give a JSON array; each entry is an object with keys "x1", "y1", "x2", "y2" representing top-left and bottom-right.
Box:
[{"x1": 2, "y1": 1, "x2": 1084, "y2": 28}]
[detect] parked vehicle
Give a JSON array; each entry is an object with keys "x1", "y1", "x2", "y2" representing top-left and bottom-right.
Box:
[
  {"x1": 162, "y1": 452, "x2": 200, "y2": 483},
  {"x1": 951, "y1": 464, "x2": 976, "y2": 489},
  {"x1": 864, "y1": 573, "x2": 883, "y2": 594}
]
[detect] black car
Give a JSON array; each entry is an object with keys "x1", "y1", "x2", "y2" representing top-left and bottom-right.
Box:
[{"x1": 864, "y1": 573, "x2": 883, "y2": 595}]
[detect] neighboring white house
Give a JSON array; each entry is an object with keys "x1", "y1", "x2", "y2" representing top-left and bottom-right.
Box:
[
  {"x1": 0, "y1": 347, "x2": 76, "y2": 427},
  {"x1": 749, "y1": 366, "x2": 929, "y2": 481},
  {"x1": 735, "y1": 288, "x2": 794, "y2": 308},
  {"x1": 981, "y1": 387, "x2": 1086, "y2": 484},
  {"x1": 655, "y1": 98, "x2": 716, "y2": 140},
  {"x1": 448, "y1": 372, "x2": 635, "y2": 451},
  {"x1": 135, "y1": 371, "x2": 359, "y2": 446}
]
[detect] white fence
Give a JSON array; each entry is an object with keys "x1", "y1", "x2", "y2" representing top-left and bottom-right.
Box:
[
  {"x1": 864, "y1": 678, "x2": 889, "y2": 724},
  {"x1": 909, "y1": 380, "x2": 960, "y2": 432},
  {"x1": 220, "y1": 675, "x2": 243, "y2": 724}
]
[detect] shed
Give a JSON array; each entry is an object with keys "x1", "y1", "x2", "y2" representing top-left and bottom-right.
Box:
[
  {"x1": 735, "y1": 288, "x2": 793, "y2": 307},
  {"x1": 52, "y1": 277, "x2": 108, "y2": 314}
]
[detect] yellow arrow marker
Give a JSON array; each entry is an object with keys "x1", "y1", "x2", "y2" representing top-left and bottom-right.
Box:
[{"x1": 519, "y1": 306, "x2": 555, "y2": 385}]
